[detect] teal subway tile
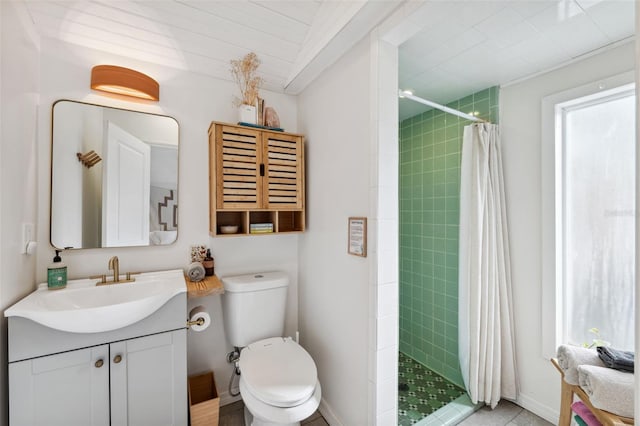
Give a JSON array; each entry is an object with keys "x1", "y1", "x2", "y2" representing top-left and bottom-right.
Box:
[
  {"x1": 446, "y1": 225, "x2": 458, "y2": 240},
  {"x1": 433, "y1": 346, "x2": 446, "y2": 363},
  {"x1": 473, "y1": 88, "x2": 490, "y2": 102},
  {"x1": 444, "y1": 295, "x2": 457, "y2": 313},
  {"x1": 433, "y1": 252, "x2": 447, "y2": 267},
  {"x1": 433, "y1": 113, "x2": 446, "y2": 129},
  {"x1": 433, "y1": 170, "x2": 446, "y2": 183},
  {"x1": 474, "y1": 98, "x2": 490, "y2": 116},
  {"x1": 444, "y1": 181, "x2": 459, "y2": 197},
  {"x1": 434, "y1": 306, "x2": 446, "y2": 323},
  {"x1": 445, "y1": 196, "x2": 458, "y2": 212},
  {"x1": 444, "y1": 154, "x2": 458, "y2": 169},
  {"x1": 445, "y1": 238, "x2": 457, "y2": 254},
  {"x1": 444, "y1": 307, "x2": 458, "y2": 326},
  {"x1": 445, "y1": 267, "x2": 458, "y2": 283},
  {"x1": 433, "y1": 142, "x2": 446, "y2": 157},
  {"x1": 445, "y1": 337, "x2": 457, "y2": 355},
  {"x1": 445, "y1": 125, "x2": 460, "y2": 141},
  {"x1": 444, "y1": 323, "x2": 457, "y2": 340},
  {"x1": 445, "y1": 168, "x2": 459, "y2": 184}
]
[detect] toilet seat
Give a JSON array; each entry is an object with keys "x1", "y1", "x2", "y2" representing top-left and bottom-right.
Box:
[
  {"x1": 240, "y1": 377, "x2": 321, "y2": 425},
  {"x1": 239, "y1": 337, "x2": 318, "y2": 408}
]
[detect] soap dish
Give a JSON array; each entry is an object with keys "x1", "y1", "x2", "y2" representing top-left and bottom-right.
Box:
[{"x1": 219, "y1": 225, "x2": 239, "y2": 234}]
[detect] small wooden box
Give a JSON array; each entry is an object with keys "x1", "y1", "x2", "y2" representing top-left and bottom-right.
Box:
[{"x1": 189, "y1": 372, "x2": 220, "y2": 426}]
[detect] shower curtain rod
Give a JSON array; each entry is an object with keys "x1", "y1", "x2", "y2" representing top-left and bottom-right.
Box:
[{"x1": 398, "y1": 90, "x2": 485, "y2": 122}]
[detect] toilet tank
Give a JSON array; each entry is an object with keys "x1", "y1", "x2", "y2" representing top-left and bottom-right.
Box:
[{"x1": 221, "y1": 271, "x2": 289, "y2": 348}]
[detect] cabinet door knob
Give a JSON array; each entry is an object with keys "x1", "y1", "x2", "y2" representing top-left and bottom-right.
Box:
[
  {"x1": 113, "y1": 354, "x2": 122, "y2": 364},
  {"x1": 95, "y1": 359, "x2": 104, "y2": 368}
]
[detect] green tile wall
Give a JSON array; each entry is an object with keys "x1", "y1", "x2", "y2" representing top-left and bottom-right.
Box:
[{"x1": 399, "y1": 86, "x2": 499, "y2": 388}]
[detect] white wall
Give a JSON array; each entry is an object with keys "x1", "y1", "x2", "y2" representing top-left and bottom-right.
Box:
[
  {"x1": 297, "y1": 37, "x2": 374, "y2": 426},
  {"x1": 0, "y1": 1, "x2": 40, "y2": 425},
  {"x1": 35, "y1": 36, "x2": 300, "y2": 405},
  {"x1": 500, "y1": 41, "x2": 635, "y2": 422}
]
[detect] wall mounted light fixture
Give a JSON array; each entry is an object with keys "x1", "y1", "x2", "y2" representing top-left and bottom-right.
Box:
[{"x1": 91, "y1": 65, "x2": 159, "y2": 101}]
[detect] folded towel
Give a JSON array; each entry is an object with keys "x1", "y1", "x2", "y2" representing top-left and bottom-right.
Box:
[
  {"x1": 557, "y1": 345, "x2": 604, "y2": 385},
  {"x1": 574, "y1": 415, "x2": 588, "y2": 426},
  {"x1": 597, "y1": 346, "x2": 634, "y2": 373},
  {"x1": 571, "y1": 401, "x2": 602, "y2": 426},
  {"x1": 187, "y1": 262, "x2": 205, "y2": 282},
  {"x1": 577, "y1": 365, "x2": 634, "y2": 418}
]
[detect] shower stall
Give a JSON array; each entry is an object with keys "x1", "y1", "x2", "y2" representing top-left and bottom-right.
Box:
[{"x1": 398, "y1": 86, "x2": 499, "y2": 425}]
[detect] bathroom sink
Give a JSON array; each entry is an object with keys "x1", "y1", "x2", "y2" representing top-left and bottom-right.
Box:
[{"x1": 4, "y1": 269, "x2": 186, "y2": 333}]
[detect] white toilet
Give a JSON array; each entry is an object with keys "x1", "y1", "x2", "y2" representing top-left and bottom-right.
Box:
[{"x1": 221, "y1": 272, "x2": 321, "y2": 426}]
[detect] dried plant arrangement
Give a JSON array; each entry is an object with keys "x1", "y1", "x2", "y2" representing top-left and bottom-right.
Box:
[{"x1": 230, "y1": 52, "x2": 264, "y2": 107}]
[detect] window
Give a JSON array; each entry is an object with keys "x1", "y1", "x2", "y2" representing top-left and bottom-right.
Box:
[{"x1": 542, "y1": 75, "x2": 636, "y2": 357}]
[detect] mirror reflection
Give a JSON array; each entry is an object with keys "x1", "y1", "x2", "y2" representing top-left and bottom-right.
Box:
[{"x1": 51, "y1": 100, "x2": 179, "y2": 249}]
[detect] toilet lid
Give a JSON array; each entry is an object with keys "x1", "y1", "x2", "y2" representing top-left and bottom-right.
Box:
[{"x1": 239, "y1": 337, "x2": 318, "y2": 408}]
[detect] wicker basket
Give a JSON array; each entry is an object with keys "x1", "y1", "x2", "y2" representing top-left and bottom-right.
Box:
[{"x1": 189, "y1": 372, "x2": 220, "y2": 426}]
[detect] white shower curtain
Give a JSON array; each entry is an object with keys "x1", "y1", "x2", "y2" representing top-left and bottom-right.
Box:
[{"x1": 458, "y1": 123, "x2": 518, "y2": 408}]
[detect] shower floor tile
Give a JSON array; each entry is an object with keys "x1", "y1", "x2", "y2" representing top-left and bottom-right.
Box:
[{"x1": 398, "y1": 352, "x2": 465, "y2": 426}]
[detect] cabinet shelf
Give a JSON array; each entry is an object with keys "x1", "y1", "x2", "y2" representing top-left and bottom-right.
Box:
[{"x1": 209, "y1": 122, "x2": 305, "y2": 237}]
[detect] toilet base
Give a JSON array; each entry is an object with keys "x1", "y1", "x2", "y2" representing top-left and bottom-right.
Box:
[{"x1": 244, "y1": 405, "x2": 300, "y2": 426}]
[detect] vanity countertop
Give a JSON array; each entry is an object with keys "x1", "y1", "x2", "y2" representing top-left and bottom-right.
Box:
[{"x1": 185, "y1": 274, "x2": 224, "y2": 298}]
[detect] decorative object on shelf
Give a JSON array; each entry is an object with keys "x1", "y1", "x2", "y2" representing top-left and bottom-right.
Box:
[
  {"x1": 203, "y1": 249, "x2": 214, "y2": 276},
  {"x1": 190, "y1": 245, "x2": 207, "y2": 263},
  {"x1": 76, "y1": 150, "x2": 102, "y2": 168},
  {"x1": 187, "y1": 262, "x2": 206, "y2": 282},
  {"x1": 250, "y1": 223, "x2": 273, "y2": 234},
  {"x1": 90, "y1": 65, "x2": 159, "y2": 101},
  {"x1": 348, "y1": 217, "x2": 367, "y2": 257},
  {"x1": 237, "y1": 122, "x2": 284, "y2": 132},
  {"x1": 264, "y1": 107, "x2": 280, "y2": 128},
  {"x1": 219, "y1": 225, "x2": 239, "y2": 234},
  {"x1": 230, "y1": 52, "x2": 264, "y2": 125}
]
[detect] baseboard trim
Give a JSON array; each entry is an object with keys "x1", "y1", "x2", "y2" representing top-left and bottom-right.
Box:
[
  {"x1": 219, "y1": 388, "x2": 242, "y2": 407},
  {"x1": 517, "y1": 392, "x2": 559, "y2": 424},
  {"x1": 319, "y1": 398, "x2": 343, "y2": 426}
]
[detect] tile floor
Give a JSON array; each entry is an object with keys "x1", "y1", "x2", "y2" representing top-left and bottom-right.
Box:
[
  {"x1": 398, "y1": 352, "x2": 466, "y2": 425},
  {"x1": 220, "y1": 398, "x2": 552, "y2": 426},
  {"x1": 458, "y1": 400, "x2": 554, "y2": 426},
  {"x1": 219, "y1": 400, "x2": 328, "y2": 426}
]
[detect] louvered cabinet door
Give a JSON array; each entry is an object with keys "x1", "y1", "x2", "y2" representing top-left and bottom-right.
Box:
[
  {"x1": 215, "y1": 125, "x2": 262, "y2": 209},
  {"x1": 262, "y1": 132, "x2": 304, "y2": 209}
]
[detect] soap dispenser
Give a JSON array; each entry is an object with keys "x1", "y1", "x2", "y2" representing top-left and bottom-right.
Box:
[
  {"x1": 47, "y1": 250, "x2": 67, "y2": 290},
  {"x1": 203, "y1": 249, "x2": 214, "y2": 276}
]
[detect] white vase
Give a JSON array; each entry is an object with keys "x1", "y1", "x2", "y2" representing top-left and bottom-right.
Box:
[{"x1": 238, "y1": 104, "x2": 257, "y2": 124}]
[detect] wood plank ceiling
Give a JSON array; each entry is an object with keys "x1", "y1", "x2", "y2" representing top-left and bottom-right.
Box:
[
  {"x1": 22, "y1": 0, "x2": 635, "y2": 118},
  {"x1": 23, "y1": 0, "x2": 402, "y2": 94}
]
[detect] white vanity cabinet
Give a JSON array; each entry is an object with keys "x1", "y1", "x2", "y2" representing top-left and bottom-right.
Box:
[
  {"x1": 9, "y1": 344, "x2": 110, "y2": 426},
  {"x1": 110, "y1": 330, "x2": 187, "y2": 426},
  {"x1": 7, "y1": 292, "x2": 188, "y2": 426}
]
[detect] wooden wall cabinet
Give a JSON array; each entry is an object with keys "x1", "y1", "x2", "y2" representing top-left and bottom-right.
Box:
[{"x1": 208, "y1": 122, "x2": 305, "y2": 236}]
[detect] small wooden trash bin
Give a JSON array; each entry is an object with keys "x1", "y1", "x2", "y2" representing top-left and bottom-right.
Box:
[{"x1": 189, "y1": 371, "x2": 220, "y2": 426}]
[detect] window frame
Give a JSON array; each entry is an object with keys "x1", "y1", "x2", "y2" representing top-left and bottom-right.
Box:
[{"x1": 540, "y1": 71, "x2": 635, "y2": 359}]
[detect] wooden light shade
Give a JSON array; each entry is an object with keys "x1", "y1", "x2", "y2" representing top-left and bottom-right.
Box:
[{"x1": 91, "y1": 65, "x2": 159, "y2": 101}]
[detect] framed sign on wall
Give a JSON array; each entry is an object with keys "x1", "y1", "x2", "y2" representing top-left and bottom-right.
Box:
[{"x1": 348, "y1": 217, "x2": 367, "y2": 257}]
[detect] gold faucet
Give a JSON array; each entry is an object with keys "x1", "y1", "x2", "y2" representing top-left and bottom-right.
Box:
[
  {"x1": 93, "y1": 256, "x2": 138, "y2": 285},
  {"x1": 108, "y1": 256, "x2": 120, "y2": 283}
]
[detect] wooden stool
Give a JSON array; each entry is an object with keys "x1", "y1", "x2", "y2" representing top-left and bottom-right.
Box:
[{"x1": 551, "y1": 358, "x2": 634, "y2": 426}]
